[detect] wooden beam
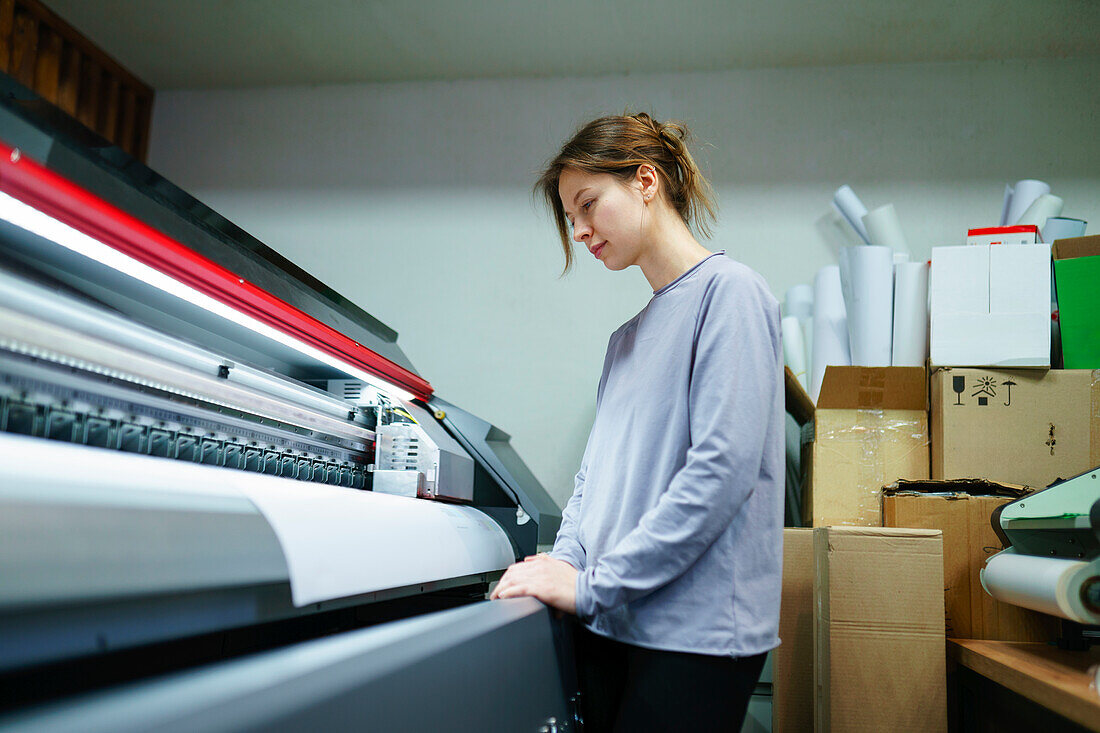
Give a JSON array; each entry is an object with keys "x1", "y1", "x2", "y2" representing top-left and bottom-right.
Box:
[
  {"x1": 11, "y1": 9, "x2": 38, "y2": 87},
  {"x1": 55, "y1": 42, "x2": 79, "y2": 115},
  {"x1": 0, "y1": 0, "x2": 16, "y2": 73},
  {"x1": 75, "y1": 57, "x2": 100, "y2": 131},
  {"x1": 33, "y1": 24, "x2": 60, "y2": 103}
]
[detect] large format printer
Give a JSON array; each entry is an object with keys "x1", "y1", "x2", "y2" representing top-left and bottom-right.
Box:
[{"x1": 0, "y1": 79, "x2": 574, "y2": 731}]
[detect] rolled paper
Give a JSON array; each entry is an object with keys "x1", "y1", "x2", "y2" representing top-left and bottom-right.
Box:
[
  {"x1": 810, "y1": 264, "x2": 851, "y2": 402},
  {"x1": 1041, "y1": 217, "x2": 1086, "y2": 244},
  {"x1": 891, "y1": 262, "x2": 929, "y2": 367},
  {"x1": 1004, "y1": 179, "x2": 1050, "y2": 227},
  {"x1": 1016, "y1": 193, "x2": 1064, "y2": 228},
  {"x1": 862, "y1": 203, "x2": 912, "y2": 259},
  {"x1": 999, "y1": 183, "x2": 1014, "y2": 226},
  {"x1": 838, "y1": 245, "x2": 894, "y2": 366},
  {"x1": 981, "y1": 551, "x2": 1100, "y2": 626},
  {"x1": 782, "y1": 315, "x2": 809, "y2": 391},
  {"x1": 833, "y1": 185, "x2": 872, "y2": 244},
  {"x1": 784, "y1": 283, "x2": 814, "y2": 378}
]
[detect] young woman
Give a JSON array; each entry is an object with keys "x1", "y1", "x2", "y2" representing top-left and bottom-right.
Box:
[{"x1": 490, "y1": 112, "x2": 784, "y2": 732}]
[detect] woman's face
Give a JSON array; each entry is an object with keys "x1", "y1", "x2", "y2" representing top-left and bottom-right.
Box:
[{"x1": 558, "y1": 167, "x2": 649, "y2": 271}]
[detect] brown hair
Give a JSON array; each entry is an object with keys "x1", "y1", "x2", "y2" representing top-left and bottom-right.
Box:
[{"x1": 534, "y1": 111, "x2": 717, "y2": 274}]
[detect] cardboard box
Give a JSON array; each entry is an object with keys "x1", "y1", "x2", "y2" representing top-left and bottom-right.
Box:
[
  {"x1": 803, "y1": 366, "x2": 929, "y2": 526},
  {"x1": 929, "y1": 244, "x2": 1050, "y2": 368},
  {"x1": 773, "y1": 528, "x2": 813, "y2": 733},
  {"x1": 813, "y1": 527, "x2": 946, "y2": 733},
  {"x1": 966, "y1": 225, "x2": 1040, "y2": 246},
  {"x1": 1053, "y1": 236, "x2": 1100, "y2": 369},
  {"x1": 882, "y1": 479, "x2": 1059, "y2": 642},
  {"x1": 930, "y1": 367, "x2": 1100, "y2": 488}
]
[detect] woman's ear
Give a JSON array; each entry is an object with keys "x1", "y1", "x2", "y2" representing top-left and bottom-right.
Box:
[{"x1": 635, "y1": 164, "x2": 659, "y2": 202}]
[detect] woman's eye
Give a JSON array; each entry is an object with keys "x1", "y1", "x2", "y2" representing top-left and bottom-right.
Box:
[{"x1": 582, "y1": 200, "x2": 593, "y2": 211}]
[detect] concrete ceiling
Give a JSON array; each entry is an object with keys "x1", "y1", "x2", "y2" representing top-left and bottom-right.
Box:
[{"x1": 46, "y1": 0, "x2": 1100, "y2": 89}]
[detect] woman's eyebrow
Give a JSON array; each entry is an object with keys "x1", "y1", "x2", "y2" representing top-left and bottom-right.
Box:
[{"x1": 572, "y1": 187, "x2": 593, "y2": 205}]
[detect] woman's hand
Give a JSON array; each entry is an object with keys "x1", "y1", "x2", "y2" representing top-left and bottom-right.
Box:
[{"x1": 490, "y1": 554, "x2": 578, "y2": 614}]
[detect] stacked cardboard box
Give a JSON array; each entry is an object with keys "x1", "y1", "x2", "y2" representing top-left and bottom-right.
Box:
[
  {"x1": 802, "y1": 365, "x2": 929, "y2": 526},
  {"x1": 882, "y1": 479, "x2": 1059, "y2": 642},
  {"x1": 930, "y1": 367, "x2": 1100, "y2": 488}
]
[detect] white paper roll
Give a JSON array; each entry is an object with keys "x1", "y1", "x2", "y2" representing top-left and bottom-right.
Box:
[
  {"x1": 784, "y1": 284, "x2": 814, "y2": 379},
  {"x1": 782, "y1": 316, "x2": 809, "y2": 391},
  {"x1": 838, "y1": 246, "x2": 894, "y2": 367},
  {"x1": 1004, "y1": 179, "x2": 1050, "y2": 226},
  {"x1": 862, "y1": 203, "x2": 912, "y2": 259},
  {"x1": 999, "y1": 183, "x2": 1014, "y2": 226},
  {"x1": 784, "y1": 284, "x2": 814, "y2": 320},
  {"x1": 1016, "y1": 193, "x2": 1064, "y2": 228},
  {"x1": 981, "y1": 550, "x2": 1100, "y2": 625},
  {"x1": 1041, "y1": 217, "x2": 1087, "y2": 243},
  {"x1": 833, "y1": 185, "x2": 872, "y2": 244},
  {"x1": 891, "y1": 262, "x2": 929, "y2": 367},
  {"x1": 810, "y1": 265, "x2": 851, "y2": 402}
]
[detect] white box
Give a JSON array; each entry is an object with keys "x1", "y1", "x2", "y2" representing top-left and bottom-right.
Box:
[
  {"x1": 930, "y1": 312, "x2": 1050, "y2": 368},
  {"x1": 989, "y1": 244, "x2": 1051, "y2": 314},
  {"x1": 966, "y1": 225, "x2": 1040, "y2": 246},
  {"x1": 930, "y1": 245, "x2": 988, "y2": 315}
]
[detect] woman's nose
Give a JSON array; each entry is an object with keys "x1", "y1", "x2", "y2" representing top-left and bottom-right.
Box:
[{"x1": 572, "y1": 221, "x2": 591, "y2": 242}]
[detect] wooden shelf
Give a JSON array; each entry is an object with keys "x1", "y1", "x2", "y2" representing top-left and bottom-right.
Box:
[{"x1": 949, "y1": 639, "x2": 1100, "y2": 732}]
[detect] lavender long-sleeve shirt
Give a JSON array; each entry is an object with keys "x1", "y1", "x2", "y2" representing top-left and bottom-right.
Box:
[{"x1": 550, "y1": 251, "x2": 784, "y2": 657}]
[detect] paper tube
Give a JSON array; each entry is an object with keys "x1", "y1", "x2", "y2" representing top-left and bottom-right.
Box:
[
  {"x1": 1041, "y1": 217, "x2": 1087, "y2": 243},
  {"x1": 891, "y1": 262, "x2": 929, "y2": 367},
  {"x1": 981, "y1": 550, "x2": 1100, "y2": 625},
  {"x1": 838, "y1": 246, "x2": 894, "y2": 367},
  {"x1": 833, "y1": 185, "x2": 872, "y2": 244},
  {"x1": 784, "y1": 284, "x2": 814, "y2": 377},
  {"x1": 1004, "y1": 179, "x2": 1050, "y2": 226},
  {"x1": 1016, "y1": 193, "x2": 1064, "y2": 228},
  {"x1": 810, "y1": 264, "x2": 851, "y2": 402},
  {"x1": 861, "y1": 203, "x2": 912, "y2": 259},
  {"x1": 999, "y1": 183, "x2": 1014, "y2": 226},
  {"x1": 782, "y1": 316, "x2": 809, "y2": 391}
]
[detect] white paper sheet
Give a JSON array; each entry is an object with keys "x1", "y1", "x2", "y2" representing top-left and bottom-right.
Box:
[
  {"x1": 782, "y1": 315, "x2": 809, "y2": 391},
  {"x1": 891, "y1": 262, "x2": 929, "y2": 367},
  {"x1": 861, "y1": 203, "x2": 912, "y2": 259},
  {"x1": 1004, "y1": 179, "x2": 1050, "y2": 226},
  {"x1": 999, "y1": 183, "x2": 1014, "y2": 226},
  {"x1": 1015, "y1": 193, "x2": 1064, "y2": 228},
  {"x1": 832, "y1": 185, "x2": 872, "y2": 244},
  {"x1": 838, "y1": 245, "x2": 894, "y2": 366},
  {"x1": 1041, "y1": 217, "x2": 1087, "y2": 243},
  {"x1": 241, "y1": 482, "x2": 514, "y2": 606},
  {"x1": 0, "y1": 433, "x2": 515, "y2": 608},
  {"x1": 810, "y1": 264, "x2": 851, "y2": 402}
]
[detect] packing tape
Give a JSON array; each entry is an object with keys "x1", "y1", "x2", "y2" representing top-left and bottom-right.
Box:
[{"x1": 816, "y1": 410, "x2": 929, "y2": 526}]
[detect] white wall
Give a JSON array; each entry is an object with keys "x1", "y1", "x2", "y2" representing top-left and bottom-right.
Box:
[{"x1": 149, "y1": 57, "x2": 1100, "y2": 508}]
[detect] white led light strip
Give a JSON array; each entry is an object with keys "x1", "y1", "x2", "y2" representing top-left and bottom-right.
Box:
[{"x1": 0, "y1": 190, "x2": 417, "y2": 403}]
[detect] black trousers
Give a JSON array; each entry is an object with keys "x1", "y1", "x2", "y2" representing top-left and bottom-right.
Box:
[{"x1": 573, "y1": 626, "x2": 767, "y2": 733}]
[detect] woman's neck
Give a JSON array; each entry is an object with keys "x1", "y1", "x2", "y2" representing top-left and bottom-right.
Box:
[{"x1": 636, "y1": 215, "x2": 714, "y2": 292}]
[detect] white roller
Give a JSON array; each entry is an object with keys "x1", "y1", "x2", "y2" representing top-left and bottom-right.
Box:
[
  {"x1": 1004, "y1": 179, "x2": 1050, "y2": 227},
  {"x1": 0, "y1": 433, "x2": 514, "y2": 608},
  {"x1": 1016, "y1": 193, "x2": 1064, "y2": 228},
  {"x1": 980, "y1": 549, "x2": 1100, "y2": 625},
  {"x1": 891, "y1": 262, "x2": 929, "y2": 367},
  {"x1": 810, "y1": 265, "x2": 851, "y2": 403},
  {"x1": 782, "y1": 316, "x2": 809, "y2": 391},
  {"x1": 862, "y1": 203, "x2": 912, "y2": 259},
  {"x1": 832, "y1": 185, "x2": 872, "y2": 244},
  {"x1": 838, "y1": 245, "x2": 894, "y2": 366}
]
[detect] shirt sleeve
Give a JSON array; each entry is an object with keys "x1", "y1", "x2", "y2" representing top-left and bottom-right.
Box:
[
  {"x1": 548, "y1": 458, "x2": 587, "y2": 570},
  {"x1": 574, "y1": 275, "x2": 781, "y2": 619}
]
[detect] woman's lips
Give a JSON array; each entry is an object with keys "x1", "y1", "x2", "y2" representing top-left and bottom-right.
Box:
[{"x1": 592, "y1": 243, "x2": 606, "y2": 259}]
